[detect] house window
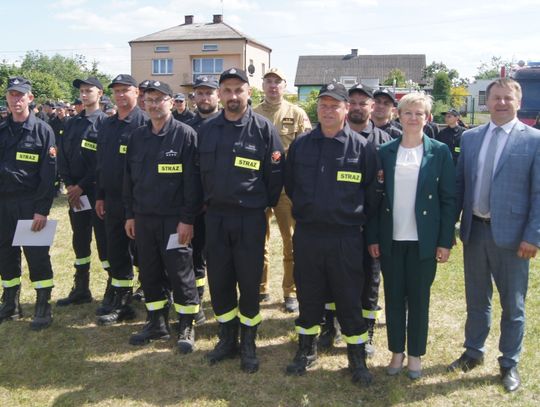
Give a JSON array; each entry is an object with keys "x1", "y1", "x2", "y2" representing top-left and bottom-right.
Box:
[
  {"x1": 152, "y1": 58, "x2": 173, "y2": 75},
  {"x1": 154, "y1": 45, "x2": 170, "y2": 53},
  {"x1": 202, "y1": 44, "x2": 218, "y2": 52},
  {"x1": 478, "y1": 90, "x2": 486, "y2": 106},
  {"x1": 192, "y1": 58, "x2": 224, "y2": 82},
  {"x1": 340, "y1": 76, "x2": 357, "y2": 88}
]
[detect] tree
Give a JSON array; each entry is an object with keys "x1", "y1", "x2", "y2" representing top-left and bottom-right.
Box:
[
  {"x1": 383, "y1": 68, "x2": 407, "y2": 87},
  {"x1": 432, "y1": 71, "x2": 451, "y2": 103},
  {"x1": 422, "y1": 61, "x2": 460, "y2": 85},
  {"x1": 450, "y1": 85, "x2": 469, "y2": 110},
  {"x1": 299, "y1": 90, "x2": 319, "y2": 125},
  {"x1": 475, "y1": 56, "x2": 511, "y2": 80}
]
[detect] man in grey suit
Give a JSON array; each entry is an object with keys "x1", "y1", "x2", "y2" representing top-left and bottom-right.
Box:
[{"x1": 448, "y1": 78, "x2": 540, "y2": 392}]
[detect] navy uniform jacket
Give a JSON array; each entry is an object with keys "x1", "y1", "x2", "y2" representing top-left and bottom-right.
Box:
[
  {"x1": 96, "y1": 106, "x2": 147, "y2": 200},
  {"x1": 285, "y1": 123, "x2": 381, "y2": 228},
  {"x1": 358, "y1": 120, "x2": 392, "y2": 149},
  {"x1": 377, "y1": 121, "x2": 402, "y2": 139},
  {"x1": 58, "y1": 109, "x2": 107, "y2": 192},
  {"x1": 173, "y1": 108, "x2": 196, "y2": 124},
  {"x1": 185, "y1": 111, "x2": 220, "y2": 134},
  {"x1": 197, "y1": 107, "x2": 285, "y2": 213},
  {"x1": 436, "y1": 125, "x2": 465, "y2": 165},
  {"x1": 0, "y1": 114, "x2": 56, "y2": 215},
  {"x1": 123, "y1": 116, "x2": 202, "y2": 224}
]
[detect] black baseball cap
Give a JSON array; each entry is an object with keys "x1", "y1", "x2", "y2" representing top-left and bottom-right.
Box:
[
  {"x1": 318, "y1": 82, "x2": 349, "y2": 102},
  {"x1": 7, "y1": 77, "x2": 32, "y2": 93},
  {"x1": 174, "y1": 93, "x2": 186, "y2": 101},
  {"x1": 444, "y1": 108, "x2": 460, "y2": 116},
  {"x1": 73, "y1": 76, "x2": 104, "y2": 90},
  {"x1": 348, "y1": 83, "x2": 374, "y2": 98},
  {"x1": 193, "y1": 75, "x2": 219, "y2": 89},
  {"x1": 373, "y1": 89, "x2": 397, "y2": 106},
  {"x1": 44, "y1": 100, "x2": 56, "y2": 108},
  {"x1": 100, "y1": 95, "x2": 111, "y2": 104},
  {"x1": 73, "y1": 98, "x2": 83, "y2": 105},
  {"x1": 0, "y1": 106, "x2": 8, "y2": 113},
  {"x1": 219, "y1": 68, "x2": 249, "y2": 85},
  {"x1": 145, "y1": 80, "x2": 173, "y2": 97},
  {"x1": 138, "y1": 80, "x2": 151, "y2": 90},
  {"x1": 55, "y1": 102, "x2": 67, "y2": 109},
  {"x1": 108, "y1": 74, "x2": 138, "y2": 88}
]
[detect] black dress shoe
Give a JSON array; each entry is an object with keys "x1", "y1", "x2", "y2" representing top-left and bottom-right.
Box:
[
  {"x1": 501, "y1": 366, "x2": 520, "y2": 392},
  {"x1": 447, "y1": 352, "x2": 484, "y2": 372}
]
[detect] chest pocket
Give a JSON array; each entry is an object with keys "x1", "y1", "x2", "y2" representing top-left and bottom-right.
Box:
[
  {"x1": 293, "y1": 153, "x2": 318, "y2": 199},
  {"x1": 232, "y1": 143, "x2": 263, "y2": 173},
  {"x1": 16, "y1": 139, "x2": 42, "y2": 167}
]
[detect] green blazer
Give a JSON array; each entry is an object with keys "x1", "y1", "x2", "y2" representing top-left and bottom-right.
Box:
[{"x1": 365, "y1": 135, "x2": 456, "y2": 260}]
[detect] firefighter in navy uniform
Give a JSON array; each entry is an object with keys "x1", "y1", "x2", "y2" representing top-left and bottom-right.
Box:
[
  {"x1": 284, "y1": 82, "x2": 381, "y2": 385},
  {"x1": 172, "y1": 93, "x2": 195, "y2": 124},
  {"x1": 0, "y1": 77, "x2": 56, "y2": 330},
  {"x1": 95, "y1": 74, "x2": 147, "y2": 325},
  {"x1": 436, "y1": 109, "x2": 465, "y2": 165},
  {"x1": 318, "y1": 83, "x2": 390, "y2": 356},
  {"x1": 199, "y1": 68, "x2": 284, "y2": 373},
  {"x1": 49, "y1": 102, "x2": 70, "y2": 196},
  {"x1": 57, "y1": 77, "x2": 110, "y2": 313},
  {"x1": 372, "y1": 89, "x2": 402, "y2": 139},
  {"x1": 185, "y1": 75, "x2": 221, "y2": 325},
  {"x1": 124, "y1": 80, "x2": 201, "y2": 352}
]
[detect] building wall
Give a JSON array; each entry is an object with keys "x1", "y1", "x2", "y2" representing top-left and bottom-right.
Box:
[
  {"x1": 131, "y1": 39, "x2": 249, "y2": 94},
  {"x1": 466, "y1": 79, "x2": 492, "y2": 112},
  {"x1": 245, "y1": 42, "x2": 271, "y2": 90}
]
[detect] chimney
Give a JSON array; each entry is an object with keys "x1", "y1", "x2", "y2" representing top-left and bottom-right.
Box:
[
  {"x1": 213, "y1": 14, "x2": 223, "y2": 23},
  {"x1": 184, "y1": 15, "x2": 194, "y2": 25},
  {"x1": 351, "y1": 49, "x2": 358, "y2": 57}
]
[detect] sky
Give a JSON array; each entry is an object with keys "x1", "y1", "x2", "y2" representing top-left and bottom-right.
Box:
[{"x1": 1, "y1": 0, "x2": 539, "y2": 90}]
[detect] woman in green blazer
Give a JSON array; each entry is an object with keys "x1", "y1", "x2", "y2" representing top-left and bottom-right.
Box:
[{"x1": 366, "y1": 92, "x2": 456, "y2": 379}]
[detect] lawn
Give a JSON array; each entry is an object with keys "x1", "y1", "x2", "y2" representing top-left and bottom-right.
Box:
[{"x1": 1, "y1": 195, "x2": 539, "y2": 406}]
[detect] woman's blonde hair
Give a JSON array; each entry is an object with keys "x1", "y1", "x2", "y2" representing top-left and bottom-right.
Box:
[{"x1": 397, "y1": 92, "x2": 433, "y2": 117}]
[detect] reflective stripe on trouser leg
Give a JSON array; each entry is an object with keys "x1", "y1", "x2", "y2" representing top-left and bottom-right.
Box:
[
  {"x1": 239, "y1": 312, "x2": 262, "y2": 327},
  {"x1": 215, "y1": 307, "x2": 238, "y2": 323},
  {"x1": 2, "y1": 277, "x2": 21, "y2": 288},
  {"x1": 74, "y1": 256, "x2": 91, "y2": 266},
  {"x1": 342, "y1": 332, "x2": 369, "y2": 345},
  {"x1": 145, "y1": 299, "x2": 168, "y2": 311},
  {"x1": 362, "y1": 308, "x2": 382, "y2": 320},
  {"x1": 174, "y1": 303, "x2": 200, "y2": 314},
  {"x1": 196, "y1": 277, "x2": 206, "y2": 288},
  {"x1": 325, "y1": 302, "x2": 336, "y2": 311},
  {"x1": 101, "y1": 260, "x2": 110, "y2": 270},
  {"x1": 295, "y1": 325, "x2": 321, "y2": 335},
  {"x1": 32, "y1": 279, "x2": 54, "y2": 289},
  {"x1": 111, "y1": 278, "x2": 134, "y2": 288}
]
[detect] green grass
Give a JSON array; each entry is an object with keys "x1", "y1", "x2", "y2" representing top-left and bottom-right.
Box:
[{"x1": 1, "y1": 194, "x2": 539, "y2": 406}]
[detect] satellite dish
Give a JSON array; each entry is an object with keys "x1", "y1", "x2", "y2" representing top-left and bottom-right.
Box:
[{"x1": 247, "y1": 64, "x2": 255, "y2": 75}]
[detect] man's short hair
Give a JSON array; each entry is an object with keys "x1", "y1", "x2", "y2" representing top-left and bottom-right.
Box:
[{"x1": 486, "y1": 78, "x2": 522, "y2": 101}]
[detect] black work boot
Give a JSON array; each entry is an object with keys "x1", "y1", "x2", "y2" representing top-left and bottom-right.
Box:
[
  {"x1": 95, "y1": 276, "x2": 115, "y2": 316},
  {"x1": 97, "y1": 287, "x2": 136, "y2": 326},
  {"x1": 176, "y1": 314, "x2": 196, "y2": 354},
  {"x1": 194, "y1": 286, "x2": 206, "y2": 325},
  {"x1": 129, "y1": 307, "x2": 170, "y2": 345},
  {"x1": 318, "y1": 309, "x2": 341, "y2": 350},
  {"x1": 365, "y1": 318, "x2": 376, "y2": 358},
  {"x1": 286, "y1": 334, "x2": 318, "y2": 375},
  {"x1": 0, "y1": 285, "x2": 23, "y2": 323},
  {"x1": 57, "y1": 270, "x2": 92, "y2": 306},
  {"x1": 240, "y1": 324, "x2": 259, "y2": 373},
  {"x1": 206, "y1": 318, "x2": 239, "y2": 364},
  {"x1": 347, "y1": 343, "x2": 373, "y2": 385},
  {"x1": 30, "y1": 288, "x2": 52, "y2": 331}
]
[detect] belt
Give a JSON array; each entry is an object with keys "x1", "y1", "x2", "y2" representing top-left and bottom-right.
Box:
[{"x1": 472, "y1": 215, "x2": 491, "y2": 224}]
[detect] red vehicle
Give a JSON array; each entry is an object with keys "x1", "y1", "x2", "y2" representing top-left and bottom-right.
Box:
[{"x1": 510, "y1": 62, "x2": 540, "y2": 126}]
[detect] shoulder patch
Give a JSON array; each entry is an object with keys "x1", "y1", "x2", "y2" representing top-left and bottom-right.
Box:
[{"x1": 49, "y1": 146, "x2": 57, "y2": 158}]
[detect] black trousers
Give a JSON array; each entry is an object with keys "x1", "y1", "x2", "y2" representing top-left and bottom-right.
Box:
[
  {"x1": 0, "y1": 198, "x2": 53, "y2": 286},
  {"x1": 205, "y1": 210, "x2": 266, "y2": 322},
  {"x1": 68, "y1": 189, "x2": 108, "y2": 272},
  {"x1": 192, "y1": 211, "x2": 206, "y2": 289},
  {"x1": 104, "y1": 197, "x2": 133, "y2": 284},
  {"x1": 293, "y1": 224, "x2": 367, "y2": 338},
  {"x1": 134, "y1": 214, "x2": 198, "y2": 312},
  {"x1": 361, "y1": 242, "x2": 381, "y2": 317}
]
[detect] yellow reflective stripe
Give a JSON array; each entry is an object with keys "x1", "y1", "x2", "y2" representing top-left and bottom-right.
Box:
[
  {"x1": 295, "y1": 325, "x2": 321, "y2": 335},
  {"x1": 454, "y1": 147, "x2": 461, "y2": 152},
  {"x1": 75, "y1": 256, "x2": 91, "y2": 265},
  {"x1": 343, "y1": 332, "x2": 369, "y2": 345},
  {"x1": 101, "y1": 260, "x2": 110, "y2": 269},
  {"x1": 119, "y1": 145, "x2": 127, "y2": 154},
  {"x1": 111, "y1": 278, "x2": 134, "y2": 288},
  {"x1": 195, "y1": 277, "x2": 206, "y2": 288},
  {"x1": 2, "y1": 277, "x2": 21, "y2": 288},
  {"x1": 16, "y1": 152, "x2": 39, "y2": 162},
  {"x1": 234, "y1": 156, "x2": 260, "y2": 170},
  {"x1": 362, "y1": 308, "x2": 381, "y2": 320},
  {"x1": 145, "y1": 299, "x2": 168, "y2": 311},
  {"x1": 81, "y1": 139, "x2": 97, "y2": 151},
  {"x1": 325, "y1": 302, "x2": 336, "y2": 311},
  {"x1": 174, "y1": 303, "x2": 200, "y2": 314},
  {"x1": 158, "y1": 164, "x2": 182, "y2": 173},
  {"x1": 32, "y1": 279, "x2": 54, "y2": 289},
  {"x1": 337, "y1": 171, "x2": 362, "y2": 183},
  {"x1": 239, "y1": 312, "x2": 262, "y2": 327},
  {"x1": 215, "y1": 307, "x2": 238, "y2": 323}
]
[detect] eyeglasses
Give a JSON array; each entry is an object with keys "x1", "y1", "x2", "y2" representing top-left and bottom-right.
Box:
[{"x1": 144, "y1": 97, "x2": 171, "y2": 105}]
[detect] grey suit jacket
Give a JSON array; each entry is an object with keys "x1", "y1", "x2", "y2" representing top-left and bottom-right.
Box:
[{"x1": 456, "y1": 121, "x2": 540, "y2": 250}]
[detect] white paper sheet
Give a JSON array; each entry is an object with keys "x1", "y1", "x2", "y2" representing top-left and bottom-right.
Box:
[
  {"x1": 12, "y1": 219, "x2": 58, "y2": 247},
  {"x1": 72, "y1": 195, "x2": 91, "y2": 212},
  {"x1": 166, "y1": 233, "x2": 188, "y2": 250}
]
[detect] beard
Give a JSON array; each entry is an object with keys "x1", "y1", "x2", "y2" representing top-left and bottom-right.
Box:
[
  {"x1": 197, "y1": 103, "x2": 217, "y2": 115},
  {"x1": 226, "y1": 100, "x2": 243, "y2": 113},
  {"x1": 348, "y1": 111, "x2": 368, "y2": 125}
]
